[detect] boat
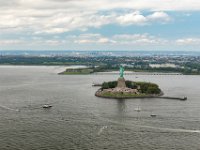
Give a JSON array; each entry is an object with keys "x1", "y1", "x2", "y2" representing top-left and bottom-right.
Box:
[
  {"x1": 150, "y1": 114, "x2": 157, "y2": 117},
  {"x1": 134, "y1": 106, "x2": 141, "y2": 112},
  {"x1": 182, "y1": 96, "x2": 187, "y2": 101},
  {"x1": 42, "y1": 104, "x2": 52, "y2": 109}
]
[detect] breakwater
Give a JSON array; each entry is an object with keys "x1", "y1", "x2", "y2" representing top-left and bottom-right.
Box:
[
  {"x1": 156, "y1": 96, "x2": 187, "y2": 101},
  {"x1": 92, "y1": 83, "x2": 102, "y2": 86}
]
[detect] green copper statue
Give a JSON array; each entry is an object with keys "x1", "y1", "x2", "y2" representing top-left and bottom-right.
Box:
[{"x1": 119, "y1": 66, "x2": 124, "y2": 77}]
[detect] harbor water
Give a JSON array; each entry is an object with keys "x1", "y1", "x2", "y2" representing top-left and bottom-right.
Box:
[{"x1": 0, "y1": 66, "x2": 200, "y2": 150}]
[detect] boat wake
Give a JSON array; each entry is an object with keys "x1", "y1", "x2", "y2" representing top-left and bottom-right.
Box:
[
  {"x1": 136, "y1": 124, "x2": 200, "y2": 133},
  {"x1": 0, "y1": 105, "x2": 19, "y2": 112},
  {"x1": 92, "y1": 113, "x2": 200, "y2": 134},
  {"x1": 97, "y1": 126, "x2": 108, "y2": 135}
]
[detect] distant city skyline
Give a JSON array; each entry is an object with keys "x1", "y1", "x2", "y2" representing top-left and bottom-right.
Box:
[
  {"x1": 0, "y1": 0, "x2": 200, "y2": 51},
  {"x1": 1, "y1": 50, "x2": 200, "y2": 57}
]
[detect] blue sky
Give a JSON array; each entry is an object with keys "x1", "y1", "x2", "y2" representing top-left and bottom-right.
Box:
[{"x1": 0, "y1": 0, "x2": 200, "y2": 51}]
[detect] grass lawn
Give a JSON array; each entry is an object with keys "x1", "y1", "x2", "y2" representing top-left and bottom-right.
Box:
[{"x1": 101, "y1": 92, "x2": 148, "y2": 98}]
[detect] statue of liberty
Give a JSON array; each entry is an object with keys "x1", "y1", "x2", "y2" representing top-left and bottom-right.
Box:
[{"x1": 119, "y1": 66, "x2": 124, "y2": 78}]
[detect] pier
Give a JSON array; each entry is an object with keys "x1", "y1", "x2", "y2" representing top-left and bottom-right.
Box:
[
  {"x1": 156, "y1": 96, "x2": 187, "y2": 101},
  {"x1": 92, "y1": 83, "x2": 102, "y2": 86}
]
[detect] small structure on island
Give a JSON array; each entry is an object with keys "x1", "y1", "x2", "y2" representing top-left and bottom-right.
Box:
[{"x1": 117, "y1": 66, "x2": 126, "y2": 88}]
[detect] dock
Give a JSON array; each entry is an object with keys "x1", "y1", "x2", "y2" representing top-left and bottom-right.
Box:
[
  {"x1": 92, "y1": 83, "x2": 102, "y2": 86},
  {"x1": 157, "y1": 96, "x2": 187, "y2": 101}
]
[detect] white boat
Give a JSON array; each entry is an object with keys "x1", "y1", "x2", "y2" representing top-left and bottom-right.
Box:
[
  {"x1": 134, "y1": 106, "x2": 141, "y2": 112},
  {"x1": 42, "y1": 104, "x2": 52, "y2": 108}
]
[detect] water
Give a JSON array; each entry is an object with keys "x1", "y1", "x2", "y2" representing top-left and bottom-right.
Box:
[{"x1": 0, "y1": 66, "x2": 200, "y2": 150}]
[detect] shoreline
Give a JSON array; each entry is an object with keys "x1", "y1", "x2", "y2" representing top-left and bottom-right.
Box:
[
  {"x1": 0, "y1": 65, "x2": 198, "y2": 75},
  {"x1": 95, "y1": 90, "x2": 187, "y2": 101},
  {"x1": 95, "y1": 89, "x2": 164, "y2": 99}
]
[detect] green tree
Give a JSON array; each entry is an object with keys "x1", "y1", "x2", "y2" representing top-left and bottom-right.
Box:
[
  {"x1": 147, "y1": 86, "x2": 161, "y2": 94},
  {"x1": 102, "y1": 82, "x2": 109, "y2": 89}
]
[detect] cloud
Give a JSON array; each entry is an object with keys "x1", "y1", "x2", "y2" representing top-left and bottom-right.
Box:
[
  {"x1": 1, "y1": 33, "x2": 200, "y2": 50},
  {"x1": 176, "y1": 38, "x2": 200, "y2": 45},
  {"x1": 0, "y1": 0, "x2": 19, "y2": 7},
  {"x1": 116, "y1": 11, "x2": 171, "y2": 25},
  {"x1": 62, "y1": 33, "x2": 168, "y2": 46},
  {"x1": 0, "y1": 39, "x2": 23, "y2": 45},
  {"x1": 113, "y1": 34, "x2": 168, "y2": 45},
  {"x1": 0, "y1": 9, "x2": 172, "y2": 35},
  {"x1": 1, "y1": 0, "x2": 200, "y2": 11},
  {"x1": 147, "y1": 12, "x2": 171, "y2": 22},
  {"x1": 0, "y1": 0, "x2": 199, "y2": 50},
  {"x1": 73, "y1": 34, "x2": 115, "y2": 44},
  {"x1": 0, "y1": 0, "x2": 175, "y2": 36},
  {"x1": 0, "y1": 0, "x2": 176, "y2": 34},
  {"x1": 116, "y1": 11, "x2": 148, "y2": 25}
]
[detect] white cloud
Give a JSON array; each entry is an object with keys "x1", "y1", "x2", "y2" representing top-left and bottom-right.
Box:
[
  {"x1": 116, "y1": 11, "x2": 171, "y2": 25},
  {"x1": 2, "y1": 33, "x2": 200, "y2": 50},
  {"x1": 0, "y1": 15, "x2": 20, "y2": 28},
  {"x1": 0, "y1": 0, "x2": 176, "y2": 35},
  {"x1": 1, "y1": 0, "x2": 200, "y2": 11},
  {"x1": 113, "y1": 34, "x2": 168, "y2": 45},
  {"x1": 176, "y1": 38, "x2": 200, "y2": 45},
  {"x1": 44, "y1": 40, "x2": 65, "y2": 45},
  {"x1": 147, "y1": 12, "x2": 171, "y2": 22},
  {"x1": 60, "y1": 33, "x2": 168, "y2": 46},
  {"x1": 73, "y1": 34, "x2": 115, "y2": 44},
  {"x1": 116, "y1": 11, "x2": 148, "y2": 25},
  {"x1": 0, "y1": 9, "x2": 172, "y2": 35},
  {"x1": 0, "y1": 39, "x2": 23, "y2": 45},
  {"x1": 0, "y1": 0, "x2": 199, "y2": 50}
]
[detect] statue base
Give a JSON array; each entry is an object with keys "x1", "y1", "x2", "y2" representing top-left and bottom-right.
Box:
[{"x1": 117, "y1": 77, "x2": 126, "y2": 88}]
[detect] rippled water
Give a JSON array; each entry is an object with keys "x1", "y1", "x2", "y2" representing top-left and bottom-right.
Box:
[{"x1": 0, "y1": 66, "x2": 200, "y2": 150}]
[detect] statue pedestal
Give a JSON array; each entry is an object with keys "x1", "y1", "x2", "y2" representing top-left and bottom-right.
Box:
[{"x1": 117, "y1": 77, "x2": 126, "y2": 88}]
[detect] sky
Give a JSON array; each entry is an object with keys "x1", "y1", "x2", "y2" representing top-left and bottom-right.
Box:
[{"x1": 0, "y1": 0, "x2": 200, "y2": 51}]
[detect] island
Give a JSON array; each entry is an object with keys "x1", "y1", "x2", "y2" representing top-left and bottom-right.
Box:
[
  {"x1": 59, "y1": 68, "x2": 93, "y2": 75},
  {"x1": 95, "y1": 66, "x2": 163, "y2": 99}
]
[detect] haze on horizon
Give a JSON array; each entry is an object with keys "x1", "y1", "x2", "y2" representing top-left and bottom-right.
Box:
[{"x1": 0, "y1": 0, "x2": 200, "y2": 51}]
